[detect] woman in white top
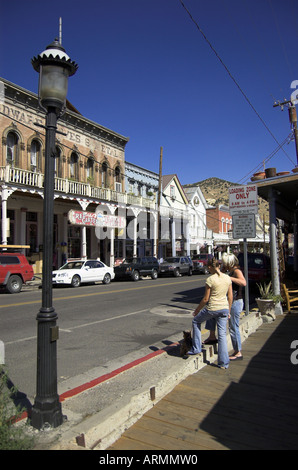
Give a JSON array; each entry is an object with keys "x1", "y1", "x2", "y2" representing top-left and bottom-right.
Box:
[{"x1": 187, "y1": 257, "x2": 233, "y2": 369}]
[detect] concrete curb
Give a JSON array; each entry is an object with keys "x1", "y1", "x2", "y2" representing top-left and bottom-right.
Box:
[{"x1": 31, "y1": 310, "x2": 263, "y2": 450}]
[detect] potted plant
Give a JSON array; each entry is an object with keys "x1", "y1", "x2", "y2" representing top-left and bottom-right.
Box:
[{"x1": 256, "y1": 282, "x2": 283, "y2": 321}]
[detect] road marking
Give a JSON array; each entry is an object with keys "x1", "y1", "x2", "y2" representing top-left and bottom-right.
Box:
[
  {"x1": 5, "y1": 335, "x2": 36, "y2": 345},
  {"x1": 0, "y1": 278, "x2": 202, "y2": 309},
  {"x1": 61, "y1": 308, "x2": 149, "y2": 332},
  {"x1": 4, "y1": 309, "x2": 149, "y2": 345}
]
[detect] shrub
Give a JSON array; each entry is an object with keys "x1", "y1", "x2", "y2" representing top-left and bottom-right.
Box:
[{"x1": 0, "y1": 368, "x2": 34, "y2": 450}]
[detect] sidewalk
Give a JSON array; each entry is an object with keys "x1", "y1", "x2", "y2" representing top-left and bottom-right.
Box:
[
  {"x1": 28, "y1": 309, "x2": 266, "y2": 450},
  {"x1": 109, "y1": 311, "x2": 298, "y2": 451}
]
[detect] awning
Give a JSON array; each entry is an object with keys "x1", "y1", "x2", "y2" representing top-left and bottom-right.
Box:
[{"x1": 255, "y1": 172, "x2": 298, "y2": 223}]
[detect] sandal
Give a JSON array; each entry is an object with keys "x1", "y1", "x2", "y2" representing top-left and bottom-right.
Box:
[
  {"x1": 229, "y1": 355, "x2": 243, "y2": 361},
  {"x1": 203, "y1": 339, "x2": 218, "y2": 345}
]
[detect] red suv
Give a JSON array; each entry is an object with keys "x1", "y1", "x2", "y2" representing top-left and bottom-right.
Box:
[
  {"x1": 192, "y1": 254, "x2": 212, "y2": 274},
  {"x1": 0, "y1": 252, "x2": 34, "y2": 293}
]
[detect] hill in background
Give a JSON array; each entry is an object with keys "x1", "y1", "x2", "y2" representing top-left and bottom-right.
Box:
[{"x1": 184, "y1": 177, "x2": 269, "y2": 221}]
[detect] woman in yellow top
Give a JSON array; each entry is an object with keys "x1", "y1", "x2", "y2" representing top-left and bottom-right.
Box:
[{"x1": 187, "y1": 257, "x2": 233, "y2": 369}]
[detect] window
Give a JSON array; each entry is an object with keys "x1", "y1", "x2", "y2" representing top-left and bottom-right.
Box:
[
  {"x1": 6, "y1": 131, "x2": 19, "y2": 166},
  {"x1": 0, "y1": 255, "x2": 20, "y2": 265},
  {"x1": 85, "y1": 260, "x2": 104, "y2": 269},
  {"x1": 87, "y1": 158, "x2": 94, "y2": 180},
  {"x1": 101, "y1": 161, "x2": 108, "y2": 187},
  {"x1": 30, "y1": 139, "x2": 41, "y2": 172},
  {"x1": 221, "y1": 217, "x2": 225, "y2": 233},
  {"x1": 115, "y1": 167, "x2": 122, "y2": 191},
  {"x1": 55, "y1": 146, "x2": 62, "y2": 177},
  {"x1": 170, "y1": 185, "x2": 175, "y2": 200},
  {"x1": 70, "y1": 152, "x2": 78, "y2": 180}
]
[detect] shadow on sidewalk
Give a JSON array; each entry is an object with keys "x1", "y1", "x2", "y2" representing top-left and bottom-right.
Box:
[{"x1": 200, "y1": 313, "x2": 298, "y2": 450}]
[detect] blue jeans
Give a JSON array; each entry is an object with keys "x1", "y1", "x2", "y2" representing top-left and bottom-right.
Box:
[
  {"x1": 206, "y1": 299, "x2": 243, "y2": 353},
  {"x1": 189, "y1": 307, "x2": 230, "y2": 368},
  {"x1": 229, "y1": 299, "x2": 243, "y2": 353}
]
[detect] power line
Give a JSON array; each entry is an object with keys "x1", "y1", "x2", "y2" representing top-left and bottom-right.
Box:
[
  {"x1": 237, "y1": 132, "x2": 294, "y2": 184},
  {"x1": 178, "y1": 0, "x2": 294, "y2": 166}
]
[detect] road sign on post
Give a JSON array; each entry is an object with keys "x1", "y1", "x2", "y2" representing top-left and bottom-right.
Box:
[
  {"x1": 229, "y1": 184, "x2": 258, "y2": 316},
  {"x1": 232, "y1": 214, "x2": 256, "y2": 239},
  {"x1": 229, "y1": 184, "x2": 258, "y2": 215}
]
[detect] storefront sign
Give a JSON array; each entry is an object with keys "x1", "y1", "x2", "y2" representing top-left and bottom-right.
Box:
[
  {"x1": 96, "y1": 212, "x2": 126, "y2": 228},
  {"x1": 68, "y1": 210, "x2": 126, "y2": 229}
]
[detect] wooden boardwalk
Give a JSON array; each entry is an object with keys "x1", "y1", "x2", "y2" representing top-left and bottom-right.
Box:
[{"x1": 109, "y1": 313, "x2": 298, "y2": 450}]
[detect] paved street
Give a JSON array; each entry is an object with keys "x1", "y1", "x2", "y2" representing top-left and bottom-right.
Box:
[{"x1": 0, "y1": 275, "x2": 207, "y2": 401}]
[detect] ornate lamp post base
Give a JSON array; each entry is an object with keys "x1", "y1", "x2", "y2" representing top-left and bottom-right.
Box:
[{"x1": 30, "y1": 307, "x2": 64, "y2": 430}]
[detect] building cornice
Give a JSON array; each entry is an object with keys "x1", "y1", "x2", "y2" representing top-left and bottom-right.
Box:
[{"x1": 0, "y1": 77, "x2": 129, "y2": 150}]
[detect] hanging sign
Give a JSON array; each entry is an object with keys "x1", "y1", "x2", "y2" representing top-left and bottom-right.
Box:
[{"x1": 68, "y1": 210, "x2": 126, "y2": 228}]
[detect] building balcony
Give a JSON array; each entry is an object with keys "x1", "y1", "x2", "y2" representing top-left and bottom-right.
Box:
[{"x1": 0, "y1": 166, "x2": 157, "y2": 210}]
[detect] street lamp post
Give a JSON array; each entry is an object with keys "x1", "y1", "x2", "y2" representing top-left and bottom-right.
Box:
[{"x1": 30, "y1": 39, "x2": 78, "y2": 429}]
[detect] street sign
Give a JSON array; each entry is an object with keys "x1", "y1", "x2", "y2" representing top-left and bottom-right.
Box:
[
  {"x1": 232, "y1": 214, "x2": 256, "y2": 239},
  {"x1": 229, "y1": 184, "x2": 258, "y2": 215}
]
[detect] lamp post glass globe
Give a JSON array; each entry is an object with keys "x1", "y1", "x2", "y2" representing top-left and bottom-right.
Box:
[{"x1": 39, "y1": 64, "x2": 69, "y2": 109}]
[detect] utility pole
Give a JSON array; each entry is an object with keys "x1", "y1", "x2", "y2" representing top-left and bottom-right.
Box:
[
  {"x1": 273, "y1": 98, "x2": 298, "y2": 164},
  {"x1": 156, "y1": 147, "x2": 163, "y2": 259}
]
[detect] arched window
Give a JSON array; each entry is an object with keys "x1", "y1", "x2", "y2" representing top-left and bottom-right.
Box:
[
  {"x1": 6, "y1": 131, "x2": 19, "y2": 166},
  {"x1": 70, "y1": 152, "x2": 78, "y2": 180},
  {"x1": 101, "y1": 161, "x2": 108, "y2": 187},
  {"x1": 55, "y1": 146, "x2": 62, "y2": 177},
  {"x1": 30, "y1": 139, "x2": 42, "y2": 172},
  {"x1": 221, "y1": 217, "x2": 225, "y2": 233},
  {"x1": 114, "y1": 166, "x2": 121, "y2": 191},
  {"x1": 86, "y1": 158, "x2": 94, "y2": 180}
]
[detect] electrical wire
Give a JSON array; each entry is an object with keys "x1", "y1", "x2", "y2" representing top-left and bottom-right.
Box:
[
  {"x1": 178, "y1": 0, "x2": 295, "y2": 169},
  {"x1": 237, "y1": 132, "x2": 294, "y2": 184}
]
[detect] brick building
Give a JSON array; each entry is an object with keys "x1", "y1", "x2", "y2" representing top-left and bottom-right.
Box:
[{"x1": 206, "y1": 205, "x2": 232, "y2": 234}]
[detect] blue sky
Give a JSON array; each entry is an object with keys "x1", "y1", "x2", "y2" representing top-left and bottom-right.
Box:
[{"x1": 1, "y1": 0, "x2": 298, "y2": 185}]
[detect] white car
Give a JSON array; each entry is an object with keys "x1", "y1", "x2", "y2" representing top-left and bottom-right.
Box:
[{"x1": 52, "y1": 259, "x2": 115, "y2": 287}]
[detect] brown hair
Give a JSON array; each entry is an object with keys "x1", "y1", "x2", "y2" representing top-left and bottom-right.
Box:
[{"x1": 207, "y1": 257, "x2": 221, "y2": 275}]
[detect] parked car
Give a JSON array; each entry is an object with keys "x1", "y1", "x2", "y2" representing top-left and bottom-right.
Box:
[
  {"x1": 237, "y1": 252, "x2": 271, "y2": 283},
  {"x1": 191, "y1": 254, "x2": 212, "y2": 274},
  {"x1": 114, "y1": 257, "x2": 159, "y2": 281},
  {"x1": 0, "y1": 252, "x2": 34, "y2": 293},
  {"x1": 52, "y1": 259, "x2": 114, "y2": 287},
  {"x1": 159, "y1": 256, "x2": 193, "y2": 277}
]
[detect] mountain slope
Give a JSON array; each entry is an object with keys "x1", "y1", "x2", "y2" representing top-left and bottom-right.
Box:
[{"x1": 185, "y1": 177, "x2": 269, "y2": 220}]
